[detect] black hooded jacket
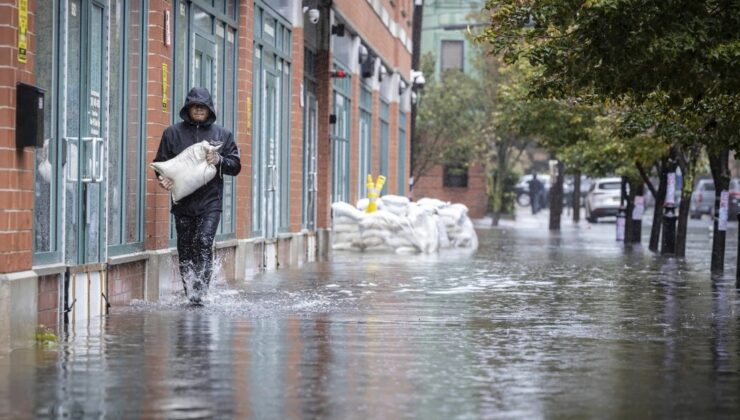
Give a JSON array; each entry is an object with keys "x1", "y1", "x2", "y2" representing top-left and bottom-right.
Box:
[{"x1": 154, "y1": 87, "x2": 241, "y2": 217}]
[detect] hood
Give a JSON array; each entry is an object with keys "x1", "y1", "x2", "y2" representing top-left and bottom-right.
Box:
[{"x1": 179, "y1": 87, "x2": 217, "y2": 126}]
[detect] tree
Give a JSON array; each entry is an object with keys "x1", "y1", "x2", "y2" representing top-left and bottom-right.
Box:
[
  {"x1": 411, "y1": 53, "x2": 480, "y2": 184},
  {"x1": 479, "y1": 0, "x2": 740, "y2": 262}
]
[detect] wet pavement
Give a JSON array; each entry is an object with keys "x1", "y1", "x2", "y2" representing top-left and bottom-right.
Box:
[{"x1": 1, "y1": 208, "x2": 739, "y2": 419}]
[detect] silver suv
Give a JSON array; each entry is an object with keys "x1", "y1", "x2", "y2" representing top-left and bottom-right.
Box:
[
  {"x1": 689, "y1": 179, "x2": 714, "y2": 219},
  {"x1": 585, "y1": 177, "x2": 622, "y2": 223}
]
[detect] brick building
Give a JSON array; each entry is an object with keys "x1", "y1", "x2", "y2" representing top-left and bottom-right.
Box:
[
  {"x1": 411, "y1": 0, "x2": 489, "y2": 219},
  {"x1": 0, "y1": 0, "x2": 416, "y2": 351}
]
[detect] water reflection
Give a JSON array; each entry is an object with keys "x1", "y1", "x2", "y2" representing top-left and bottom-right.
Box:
[{"x1": 0, "y1": 222, "x2": 739, "y2": 418}]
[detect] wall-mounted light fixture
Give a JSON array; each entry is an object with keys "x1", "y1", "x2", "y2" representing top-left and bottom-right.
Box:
[
  {"x1": 378, "y1": 65, "x2": 388, "y2": 82},
  {"x1": 361, "y1": 54, "x2": 375, "y2": 78},
  {"x1": 411, "y1": 70, "x2": 425, "y2": 90},
  {"x1": 398, "y1": 79, "x2": 407, "y2": 95},
  {"x1": 331, "y1": 23, "x2": 345, "y2": 36},
  {"x1": 329, "y1": 114, "x2": 337, "y2": 124},
  {"x1": 358, "y1": 44, "x2": 369, "y2": 64}
]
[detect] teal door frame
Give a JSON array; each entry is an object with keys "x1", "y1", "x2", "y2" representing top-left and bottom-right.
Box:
[
  {"x1": 262, "y1": 69, "x2": 280, "y2": 238},
  {"x1": 62, "y1": 0, "x2": 109, "y2": 266},
  {"x1": 302, "y1": 88, "x2": 318, "y2": 231}
]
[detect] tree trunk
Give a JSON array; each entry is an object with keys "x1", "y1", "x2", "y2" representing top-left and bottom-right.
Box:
[
  {"x1": 631, "y1": 183, "x2": 645, "y2": 243},
  {"x1": 638, "y1": 161, "x2": 666, "y2": 252},
  {"x1": 489, "y1": 143, "x2": 509, "y2": 227},
  {"x1": 549, "y1": 160, "x2": 564, "y2": 231},
  {"x1": 572, "y1": 171, "x2": 581, "y2": 222},
  {"x1": 708, "y1": 148, "x2": 731, "y2": 273},
  {"x1": 675, "y1": 187, "x2": 691, "y2": 258}
]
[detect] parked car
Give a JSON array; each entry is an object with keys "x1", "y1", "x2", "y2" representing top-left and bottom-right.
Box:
[
  {"x1": 585, "y1": 177, "x2": 622, "y2": 223},
  {"x1": 689, "y1": 178, "x2": 714, "y2": 219},
  {"x1": 514, "y1": 174, "x2": 551, "y2": 207},
  {"x1": 731, "y1": 178, "x2": 740, "y2": 216}
]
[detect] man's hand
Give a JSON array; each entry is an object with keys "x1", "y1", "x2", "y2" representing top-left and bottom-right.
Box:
[
  {"x1": 158, "y1": 176, "x2": 174, "y2": 191},
  {"x1": 206, "y1": 150, "x2": 221, "y2": 166}
]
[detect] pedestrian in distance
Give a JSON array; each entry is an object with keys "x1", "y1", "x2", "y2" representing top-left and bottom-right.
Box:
[
  {"x1": 153, "y1": 87, "x2": 241, "y2": 305},
  {"x1": 528, "y1": 173, "x2": 544, "y2": 215}
]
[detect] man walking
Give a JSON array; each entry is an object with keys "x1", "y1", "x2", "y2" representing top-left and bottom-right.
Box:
[
  {"x1": 528, "y1": 173, "x2": 544, "y2": 215},
  {"x1": 154, "y1": 87, "x2": 241, "y2": 305}
]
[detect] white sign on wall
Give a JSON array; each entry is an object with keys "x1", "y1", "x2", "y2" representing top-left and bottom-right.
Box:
[{"x1": 718, "y1": 190, "x2": 729, "y2": 231}]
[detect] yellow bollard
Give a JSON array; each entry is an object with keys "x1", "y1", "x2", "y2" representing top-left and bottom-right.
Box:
[{"x1": 365, "y1": 174, "x2": 386, "y2": 213}]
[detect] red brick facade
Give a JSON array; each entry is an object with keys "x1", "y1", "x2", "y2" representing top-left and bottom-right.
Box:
[
  {"x1": 413, "y1": 163, "x2": 489, "y2": 219},
  {"x1": 0, "y1": 0, "x2": 413, "y2": 347},
  {"x1": 37, "y1": 274, "x2": 59, "y2": 328}
]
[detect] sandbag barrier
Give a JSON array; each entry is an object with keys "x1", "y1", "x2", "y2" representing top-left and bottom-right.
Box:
[{"x1": 331, "y1": 196, "x2": 479, "y2": 253}]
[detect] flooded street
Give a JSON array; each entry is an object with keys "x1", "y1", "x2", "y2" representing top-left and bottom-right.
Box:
[{"x1": 2, "y1": 212, "x2": 739, "y2": 419}]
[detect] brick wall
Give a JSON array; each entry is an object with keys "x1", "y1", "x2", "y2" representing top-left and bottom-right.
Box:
[
  {"x1": 145, "y1": 1, "x2": 175, "y2": 251},
  {"x1": 413, "y1": 163, "x2": 489, "y2": 219},
  {"x1": 290, "y1": 27, "x2": 305, "y2": 231},
  {"x1": 236, "y1": 0, "x2": 254, "y2": 237},
  {"x1": 107, "y1": 261, "x2": 145, "y2": 306},
  {"x1": 316, "y1": 49, "x2": 334, "y2": 229},
  {"x1": 388, "y1": 101, "x2": 399, "y2": 195},
  {"x1": 37, "y1": 274, "x2": 59, "y2": 328},
  {"x1": 0, "y1": 2, "x2": 35, "y2": 273},
  {"x1": 334, "y1": 0, "x2": 411, "y2": 77}
]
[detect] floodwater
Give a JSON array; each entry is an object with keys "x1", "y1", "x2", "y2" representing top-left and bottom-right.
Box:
[{"x1": 1, "y1": 212, "x2": 739, "y2": 419}]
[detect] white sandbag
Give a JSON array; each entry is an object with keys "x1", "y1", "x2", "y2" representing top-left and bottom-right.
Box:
[
  {"x1": 150, "y1": 140, "x2": 221, "y2": 204},
  {"x1": 417, "y1": 197, "x2": 448, "y2": 210},
  {"x1": 437, "y1": 203, "x2": 469, "y2": 226},
  {"x1": 359, "y1": 210, "x2": 405, "y2": 231},
  {"x1": 448, "y1": 217, "x2": 478, "y2": 250},
  {"x1": 402, "y1": 204, "x2": 439, "y2": 253},
  {"x1": 332, "y1": 216, "x2": 360, "y2": 230},
  {"x1": 333, "y1": 242, "x2": 358, "y2": 250},
  {"x1": 333, "y1": 223, "x2": 360, "y2": 234},
  {"x1": 332, "y1": 202, "x2": 365, "y2": 221},
  {"x1": 386, "y1": 235, "x2": 415, "y2": 249},
  {"x1": 361, "y1": 235, "x2": 386, "y2": 247},
  {"x1": 381, "y1": 195, "x2": 410, "y2": 207},
  {"x1": 333, "y1": 231, "x2": 360, "y2": 245},
  {"x1": 395, "y1": 246, "x2": 420, "y2": 254},
  {"x1": 361, "y1": 228, "x2": 392, "y2": 242},
  {"x1": 435, "y1": 216, "x2": 451, "y2": 249},
  {"x1": 380, "y1": 195, "x2": 410, "y2": 217}
]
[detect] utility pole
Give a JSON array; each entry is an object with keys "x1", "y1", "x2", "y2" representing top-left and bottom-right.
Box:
[{"x1": 409, "y1": 0, "x2": 423, "y2": 195}]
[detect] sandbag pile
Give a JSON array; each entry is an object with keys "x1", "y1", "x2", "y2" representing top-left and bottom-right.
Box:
[{"x1": 331, "y1": 196, "x2": 478, "y2": 253}]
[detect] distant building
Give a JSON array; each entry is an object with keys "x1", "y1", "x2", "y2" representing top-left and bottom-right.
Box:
[
  {"x1": 0, "y1": 0, "x2": 415, "y2": 350},
  {"x1": 411, "y1": 0, "x2": 488, "y2": 218}
]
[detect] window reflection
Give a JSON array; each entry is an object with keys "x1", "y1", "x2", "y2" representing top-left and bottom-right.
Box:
[
  {"x1": 34, "y1": 1, "x2": 55, "y2": 255},
  {"x1": 108, "y1": 0, "x2": 144, "y2": 248}
]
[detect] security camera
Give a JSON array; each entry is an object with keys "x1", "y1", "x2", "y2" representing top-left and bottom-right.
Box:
[
  {"x1": 411, "y1": 70, "x2": 425, "y2": 89},
  {"x1": 307, "y1": 8, "x2": 320, "y2": 24}
]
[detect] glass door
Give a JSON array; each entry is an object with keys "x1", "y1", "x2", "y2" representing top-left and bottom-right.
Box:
[
  {"x1": 63, "y1": 0, "x2": 108, "y2": 265},
  {"x1": 302, "y1": 90, "x2": 318, "y2": 231},
  {"x1": 262, "y1": 70, "x2": 280, "y2": 238},
  {"x1": 193, "y1": 33, "x2": 216, "y2": 93}
]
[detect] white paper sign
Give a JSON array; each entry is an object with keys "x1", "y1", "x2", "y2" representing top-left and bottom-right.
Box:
[
  {"x1": 633, "y1": 196, "x2": 644, "y2": 221},
  {"x1": 718, "y1": 190, "x2": 729, "y2": 231},
  {"x1": 666, "y1": 173, "x2": 676, "y2": 205},
  {"x1": 616, "y1": 214, "x2": 625, "y2": 241}
]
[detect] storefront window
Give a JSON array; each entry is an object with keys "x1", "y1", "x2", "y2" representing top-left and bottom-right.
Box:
[
  {"x1": 108, "y1": 0, "x2": 146, "y2": 252},
  {"x1": 33, "y1": 1, "x2": 56, "y2": 258}
]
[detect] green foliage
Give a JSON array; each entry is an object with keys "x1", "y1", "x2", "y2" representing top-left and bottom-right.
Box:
[
  {"x1": 479, "y1": 0, "x2": 740, "y2": 151},
  {"x1": 35, "y1": 324, "x2": 58, "y2": 347},
  {"x1": 412, "y1": 52, "x2": 483, "y2": 180}
]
